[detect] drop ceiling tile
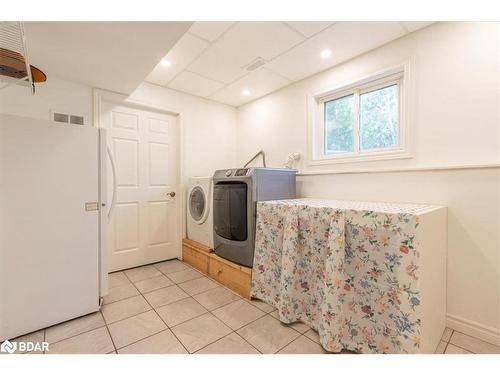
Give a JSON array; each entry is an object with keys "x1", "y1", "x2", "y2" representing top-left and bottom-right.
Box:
[
  {"x1": 168, "y1": 71, "x2": 225, "y2": 98},
  {"x1": 209, "y1": 68, "x2": 291, "y2": 107},
  {"x1": 285, "y1": 22, "x2": 335, "y2": 38},
  {"x1": 145, "y1": 33, "x2": 209, "y2": 86},
  {"x1": 401, "y1": 21, "x2": 434, "y2": 33},
  {"x1": 189, "y1": 22, "x2": 234, "y2": 42},
  {"x1": 267, "y1": 22, "x2": 407, "y2": 82},
  {"x1": 189, "y1": 22, "x2": 305, "y2": 84}
]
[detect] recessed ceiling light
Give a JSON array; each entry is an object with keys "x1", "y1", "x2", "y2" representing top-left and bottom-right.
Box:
[
  {"x1": 242, "y1": 89, "x2": 251, "y2": 96},
  {"x1": 160, "y1": 59, "x2": 172, "y2": 68},
  {"x1": 320, "y1": 49, "x2": 332, "y2": 59}
]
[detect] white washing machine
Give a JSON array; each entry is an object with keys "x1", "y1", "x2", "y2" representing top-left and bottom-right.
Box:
[{"x1": 186, "y1": 176, "x2": 213, "y2": 248}]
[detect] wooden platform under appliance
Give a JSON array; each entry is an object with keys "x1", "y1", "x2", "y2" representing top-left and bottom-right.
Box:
[{"x1": 182, "y1": 238, "x2": 252, "y2": 299}]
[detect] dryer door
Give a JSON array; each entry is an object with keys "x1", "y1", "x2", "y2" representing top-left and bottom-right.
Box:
[
  {"x1": 213, "y1": 181, "x2": 247, "y2": 241},
  {"x1": 189, "y1": 186, "x2": 208, "y2": 224}
]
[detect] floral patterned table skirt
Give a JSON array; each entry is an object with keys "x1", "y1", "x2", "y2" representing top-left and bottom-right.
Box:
[{"x1": 251, "y1": 199, "x2": 442, "y2": 354}]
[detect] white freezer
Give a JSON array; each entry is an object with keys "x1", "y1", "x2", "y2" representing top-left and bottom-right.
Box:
[{"x1": 0, "y1": 114, "x2": 108, "y2": 341}]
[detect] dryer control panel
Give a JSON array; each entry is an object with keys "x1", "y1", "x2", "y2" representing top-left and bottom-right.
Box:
[
  {"x1": 235, "y1": 168, "x2": 248, "y2": 176},
  {"x1": 222, "y1": 168, "x2": 249, "y2": 178}
]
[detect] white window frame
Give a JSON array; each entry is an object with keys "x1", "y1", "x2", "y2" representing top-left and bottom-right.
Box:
[{"x1": 308, "y1": 62, "x2": 412, "y2": 166}]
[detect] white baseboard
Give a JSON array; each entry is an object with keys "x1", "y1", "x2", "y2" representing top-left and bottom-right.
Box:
[{"x1": 446, "y1": 314, "x2": 500, "y2": 346}]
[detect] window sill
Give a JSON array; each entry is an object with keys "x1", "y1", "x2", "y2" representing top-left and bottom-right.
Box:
[{"x1": 308, "y1": 150, "x2": 412, "y2": 166}]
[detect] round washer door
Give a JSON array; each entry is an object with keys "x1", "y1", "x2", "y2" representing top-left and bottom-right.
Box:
[{"x1": 189, "y1": 186, "x2": 208, "y2": 224}]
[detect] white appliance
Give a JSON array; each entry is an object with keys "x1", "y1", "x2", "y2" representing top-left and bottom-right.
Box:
[
  {"x1": 0, "y1": 114, "x2": 109, "y2": 341},
  {"x1": 187, "y1": 176, "x2": 213, "y2": 248}
]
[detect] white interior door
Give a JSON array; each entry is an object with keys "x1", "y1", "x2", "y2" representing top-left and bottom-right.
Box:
[{"x1": 102, "y1": 102, "x2": 178, "y2": 272}]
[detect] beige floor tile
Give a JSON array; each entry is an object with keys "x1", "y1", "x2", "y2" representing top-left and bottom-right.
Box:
[
  {"x1": 117, "y1": 330, "x2": 187, "y2": 354},
  {"x1": 108, "y1": 272, "x2": 130, "y2": 288},
  {"x1": 47, "y1": 327, "x2": 114, "y2": 354},
  {"x1": 103, "y1": 283, "x2": 140, "y2": 305},
  {"x1": 168, "y1": 269, "x2": 204, "y2": 284},
  {"x1": 134, "y1": 274, "x2": 174, "y2": 294},
  {"x1": 12, "y1": 329, "x2": 45, "y2": 343},
  {"x1": 449, "y1": 331, "x2": 500, "y2": 354},
  {"x1": 171, "y1": 313, "x2": 232, "y2": 353},
  {"x1": 155, "y1": 297, "x2": 208, "y2": 327},
  {"x1": 290, "y1": 322, "x2": 311, "y2": 333},
  {"x1": 101, "y1": 295, "x2": 151, "y2": 324},
  {"x1": 445, "y1": 343, "x2": 473, "y2": 354},
  {"x1": 237, "y1": 315, "x2": 301, "y2": 354},
  {"x1": 178, "y1": 277, "x2": 219, "y2": 296},
  {"x1": 45, "y1": 311, "x2": 105, "y2": 343},
  {"x1": 304, "y1": 329, "x2": 320, "y2": 344},
  {"x1": 441, "y1": 327, "x2": 453, "y2": 342},
  {"x1": 124, "y1": 265, "x2": 161, "y2": 282},
  {"x1": 143, "y1": 285, "x2": 189, "y2": 308},
  {"x1": 107, "y1": 310, "x2": 167, "y2": 349},
  {"x1": 11, "y1": 329, "x2": 45, "y2": 353},
  {"x1": 193, "y1": 286, "x2": 241, "y2": 311},
  {"x1": 212, "y1": 300, "x2": 266, "y2": 330},
  {"x1": 196, "y1": 332, "x2": 260, "y2": 354},
  {"x1": 269, "y1": 311, "x2": 310, "y2": 333},
  {"x1": 249, "y1": 298, "x2": 276, "y2": 313},
  {"x1": 435, "y1": 340, "x2": 447, "y2": 354},
  {"x1": 155, "y1": 259, "x2": 189, "y2": 274},
  {"x1": 278, "y1": 335, "x2": 326, "y2": 354}
]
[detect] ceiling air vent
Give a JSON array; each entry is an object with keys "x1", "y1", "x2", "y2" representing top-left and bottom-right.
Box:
[{"x1": 244, "y1": 57, "x2": 266, "y2": 72}]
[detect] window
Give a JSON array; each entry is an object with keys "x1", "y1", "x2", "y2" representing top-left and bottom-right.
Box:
[
  {"x1": 359, "y1": 84, "x2": 399, "y2": 151},
  {"x1": 310, "y1": 65, "x2": 409, "y2": 164},
  {"x1": 324, "y1": 94, "x2": 354, "y2": 154}
]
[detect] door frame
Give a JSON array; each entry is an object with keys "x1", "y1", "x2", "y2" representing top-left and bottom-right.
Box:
[{"x1": 92, "y1": 88, "x2": 185, "y2": 268}]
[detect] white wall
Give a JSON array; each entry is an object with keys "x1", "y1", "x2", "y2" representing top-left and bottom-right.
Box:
[
  {"x1": 0, "y1": 78, "x2": 237, "y2": 181},
  {"x1": 0, "y1": 76, "x2": 93, "y2": 123},
  {"x1": 236, "y1": 22, "x2": 500, "y2": 343}
]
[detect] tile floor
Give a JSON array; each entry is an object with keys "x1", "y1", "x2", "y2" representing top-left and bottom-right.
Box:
[{"x1": 10, "y1": 260, "x2": 500, "y2": 354}]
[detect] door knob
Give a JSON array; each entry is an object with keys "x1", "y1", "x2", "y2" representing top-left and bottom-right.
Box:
[{"x1": 167, "y1": 192, "x2": 176, "y2": 198}]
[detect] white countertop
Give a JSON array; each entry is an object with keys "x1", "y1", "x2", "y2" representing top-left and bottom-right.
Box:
[{"x1": 259, "y1": 198, "x2": 443, "y2": 215}]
